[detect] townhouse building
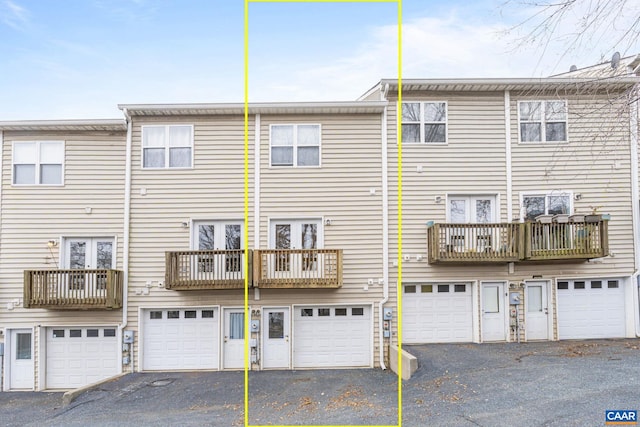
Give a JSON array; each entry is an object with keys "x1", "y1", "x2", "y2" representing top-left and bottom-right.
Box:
[{"x1": 1, "y1": 65, "x2": 639, "y2": 391}]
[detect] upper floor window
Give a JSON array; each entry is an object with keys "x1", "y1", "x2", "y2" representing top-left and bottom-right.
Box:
[
  {"x1": 12, "y1": 141, "x2": 64, "y2": 185},
  {"x1": 518, "y1": 101, "x2": 567, "y2": 143},
  {"x1": 402, "y1": 102, "x2": 447, "y2": 144},
  {"x1": 522, "y1": 193, "x2": 571, "y2": 221},
  {"x1": 270, "y1": 124, "x2": 320, "y2": 167},
  {"x1": 142, "y1": 125, "x2": 193, "y2": 169}
]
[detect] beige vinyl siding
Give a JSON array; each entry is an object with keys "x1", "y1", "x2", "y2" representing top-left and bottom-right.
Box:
[
  {"x1": 126, "y1": 115, "x2": 253, "y2": 368},
  {"x1": 0, "y1": 130, "x2": 126, "y2": 387},
  {"x1": 258, "y1": 113, "x2": 386, "y2": 362},
  {"x1": 510, "y1": 93, "x2": 635, "y2": 277},
  {"x1": 387, "y1": 93, "x2": 510, "y2": 284}
]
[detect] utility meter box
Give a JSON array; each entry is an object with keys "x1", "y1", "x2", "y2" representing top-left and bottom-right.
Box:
[
  {"x1": 250, "y1": 320, "x2": 260, "y2": 332},
  {"x1": 383, "y1": 308, "x2": 393, "y2": 320},
  {"x1": 123, "y1": 330, "x2": 135, "y2": 344},
  {"x1": 509, "y1": 292, "x2": 521, "y2": 305}
]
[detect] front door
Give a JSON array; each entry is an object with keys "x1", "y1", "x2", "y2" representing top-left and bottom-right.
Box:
[
  {"x1": 223, "y1": 308, "x2": 245, "y2": 370},
  {"x1": 263, "y1": 307, "x2": 290, "y2": 369},
  {"x1": 10, "y1": 329, "x2": 34, "y2": 389},
  {"x1": 526, "y1": 281, "x2": 549, "y2": 340},
  {"x1": 481, "y1": 282, "x2": 506, "y2": 341}
]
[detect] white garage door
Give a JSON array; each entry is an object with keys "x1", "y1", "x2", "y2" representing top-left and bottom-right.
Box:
[
  {"x1": 46, "y1": 326, "x2": 119, "y2": 389},
  {"x1": 294, "y1": 305, "x2": 371, "y2": 368},
  {"x1": 402, "y1": 283, "x2": 473, "y2": 343},
  {"x1": 557, "y1": 279, "x2": 626, "y2": 339},
  {"x1": 143, "y1": 308, "x2": 219, "y2": 370}
]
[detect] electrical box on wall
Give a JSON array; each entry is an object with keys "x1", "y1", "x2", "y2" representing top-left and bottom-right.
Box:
[
  {"x1": 123, "y1": 330, "x2": 134, "y2": 343},
  {"x1": 250, "y1": 320, "x2": 260, "y2": 332},
  {"x1": 509, "y1": 292, "x2": 521, "y2": 305},
  {"x1": 383, "y1": 308, "x2": 393, "y2": 320}
]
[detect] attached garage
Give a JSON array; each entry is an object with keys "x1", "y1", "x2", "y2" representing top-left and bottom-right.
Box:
[
  {"x1": 46, "y1": 326, "x2": 119, "y2": 389},
  {"x1": 142, "y1": 307, "x2": 219, "y2": 371},
  {"x1": 293, "y1": 305, "x2": 371, "y2": 368},
  {"x1": 402, "y1": 283, "x2": 473, "y2": 343},
  {"x1": 557, "y1": 279, "x2": 626, "y2": 339}
]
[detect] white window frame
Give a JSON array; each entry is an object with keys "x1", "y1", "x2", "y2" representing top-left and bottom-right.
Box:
[
  {"x1": 190, "y1": 220, "x2": 244, "y2": 250},
  {"x1": 11, "y1": 141, "x2": 65, "y2": 186},
  {"x1": 446, "y1": 194, "x2": 498, "y2": 223},
  {"x1": 268, "y1": 218, "x2": 324, "y2": 249},
  {"x1": 141, "y1": 124, "x2": 194, "y2": 169},
  {"x1": 59, "y1": 236, "x2": 117, "y2": 269},
  {"x1": 401, "y1": 101, "x2": 448, "y2": 144},
  {"x1": 517, "y1": 100, "x2": 568, "y2": 144},
  {"x1": 269, "y1": 124, "x2": 321, "y2": 167},
  {"x1": 519, "y1": 191, "x2": 573, "y2": 221}
]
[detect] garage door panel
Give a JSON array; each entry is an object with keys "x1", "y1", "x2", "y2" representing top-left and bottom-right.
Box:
[
  {"x1": 557, "y1": 279, "x2": 625, "y2": 339},
  {"x1": 403, "y1": 284, "x2": 473, "y2": 344},
  {"x1": 294, "y1": 306, "x2": 371, "y2": 368},
  {"x1": 143, "y1": 308, "x2": 219, "y2": 371},
  {"x1": 46, "y1": 327, "x2": 119, "y2": 389}
]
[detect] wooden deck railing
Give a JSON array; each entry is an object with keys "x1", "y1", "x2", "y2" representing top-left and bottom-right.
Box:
[
  {"x1": 253, "y1": 249, "x2": 343, "y2": 288},
  {"x1": 165, "y1": 250, "x2": 246, "y2": 290},
  {"x1": 524, "y1": 221, "x2": 609, "y2": 260},
  {"x1": 24, "y1": 269, "x2": 123, "y2": 309},
  {"x1": 427, "y1": 221, "x2": 609, "y2": 263},
  {"x1": 427, "y1": 223, "x2": 522, "y2": 263}
]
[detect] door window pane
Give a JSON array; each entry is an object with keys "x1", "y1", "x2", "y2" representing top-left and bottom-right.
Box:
[
  {"x1": 483, "y1": 286, "x2": 499, "y2": 313},
  {"x1": 69, "y1": 242, "x2": 86, "y2": 269},
  {"x1": 449, "y1": 200, "x2": 466, "y2": 223},
  {"x1": 475, "y1": 200, "x2": 492, "y2": 223},
  {"x1": 268, "y1": 312, "x2": 284, "y2": 339},
  {"x1": 96, "y1": 241, "x2": 113, "y2": 269},
  {"x1": 229, "y1": 312, "x2": 244, "y2": 339},
  {"x1": 527, "y1": 286, "x2": 543, "y2": 312},
  {"x1": 198, "y1": 225, "x2": 215, "y2": 250},
  {"x1": 275, "y1": 224, "x2": 291, "y2": 271},
  {"x1": 16, "y1": 333, "x2": 31, "y2": 360}
]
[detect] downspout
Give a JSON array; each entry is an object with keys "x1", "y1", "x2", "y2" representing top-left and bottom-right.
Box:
[
  {"x1": 121, "y1": 109, "x2": 133, "y2": 365},
  {"x1": 254, "y1": 114, "x2": 261, "y2": 301},
  {"x1": 504, "y1": 90, "x2": 513, "y2": 222},
  {"x1": 379, "y1": 83, "x2": 390, "y2": 369},
  {"x1": 629, "y1": 86, "x2": 640, "y2": 337}
]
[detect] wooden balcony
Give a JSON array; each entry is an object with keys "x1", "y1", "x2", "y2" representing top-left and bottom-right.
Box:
[
  {"x1": 524, "y1": 220, "x2": 609, "y2": 261},
  {"x1": 165, "y1": 250, "x2": 247, "y2": 290},
  {"x1": 427, "y1": 223, "x2": 522, "y2": 264},
  {"x1": 24, "y1": 269, "x2": 123, "y2": 310},
  {"x1": 427, "y1": 221, "x2": 609, "y2": 264},
  {"x1": 253, "y1": 249, "x2": 343, "y2": 288}
]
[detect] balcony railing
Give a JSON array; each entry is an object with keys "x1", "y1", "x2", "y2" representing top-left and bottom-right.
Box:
[
  {"x1": 253, "y1": 249, "x2": 343, "y2": 288},
  {"x1": 427, "y1": 221, "x2": 609, "y2": 263},
  {"x1": 165, "y1": 250, "x2": 246, "y2": 290},
  {"x1": 524, "y1": 221, "x2": 609, "y2": 261},
  {"x1": 427, "y1": 223, "x2": 522, "y2": 263},
  {"x1": 24, "y1": 269, "x2": 123, "y2": 309}
]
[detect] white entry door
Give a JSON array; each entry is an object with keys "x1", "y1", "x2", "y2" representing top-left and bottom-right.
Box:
[
  {"x1": 65, "y1": 237, "x2": 115, "y2": 293},
  {"x1": 263, "y1": 307, "x2": 290, "y2": 369},
  {"x1": 193, "y1": 221, "x2": 243, "y2": 280},
  {"x1": 481, "y1": 282, "x2": 506, "y2": 341},
  {"x1": 223, "y1": 308, "x2": 245, "y2": 370},
  {"x1": 270, "y1": 219, "x2": 322, "y2": 277},
  {"x1": 526, "y1": 282, "x2": 549, "y2": 340},
  {"x1": 10, "y1": 329, "x2": 34, "y2": 389}
]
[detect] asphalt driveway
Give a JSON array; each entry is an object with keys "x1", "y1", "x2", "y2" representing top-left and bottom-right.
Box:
[
  {"x1": 403, "y1": 339, "x2": 640, "y2": 427},
  {"x1": 2, "y1": 339, "x2": 638, "y2": 426}
]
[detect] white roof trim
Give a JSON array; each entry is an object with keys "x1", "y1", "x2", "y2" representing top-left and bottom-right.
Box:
[{"x1": 0, "y1": 119, "x2": 126, "y2": 131}]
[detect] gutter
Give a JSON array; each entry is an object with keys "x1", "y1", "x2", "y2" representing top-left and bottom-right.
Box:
[
  {"x1": 379, "y1": 83, "x2": 390, "y2": 370},
  {"x1": 120, "y1": 108, "x2": 133, "y2": 366}
]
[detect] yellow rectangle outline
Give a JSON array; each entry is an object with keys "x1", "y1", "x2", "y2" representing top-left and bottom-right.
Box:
[{"x1": 244, "y1": 0, "x2": 403, "y2": 426}]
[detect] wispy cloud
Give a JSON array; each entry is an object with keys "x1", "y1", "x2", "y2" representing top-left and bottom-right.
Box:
[{"x1": 1, "y1": 0, "x2": 30, "y2": 30}]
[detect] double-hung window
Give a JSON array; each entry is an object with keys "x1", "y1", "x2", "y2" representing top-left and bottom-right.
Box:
[
  {"x1": 518, "y1": 100, "x2": 567, "y2": 143},
  {"x1": 13, "y1": 141, "x2": 64, "y2": 185},
  {"x1": 142, "y1": 125, "x2": 193, "y2": 169},
  {"x1": 270, "y1": 124, "x2": 320, "y2": 167},
  {"x1": 522, "y1": 193, "x2": 571, "y2": 221},
  {"x1": 402, "y1": 102, "x2": 447, "y2": 143}
]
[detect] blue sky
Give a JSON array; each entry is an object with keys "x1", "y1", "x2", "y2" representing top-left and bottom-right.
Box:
[{"x1": 0, "y1": 0, "x2": 638, "y2": 120}]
